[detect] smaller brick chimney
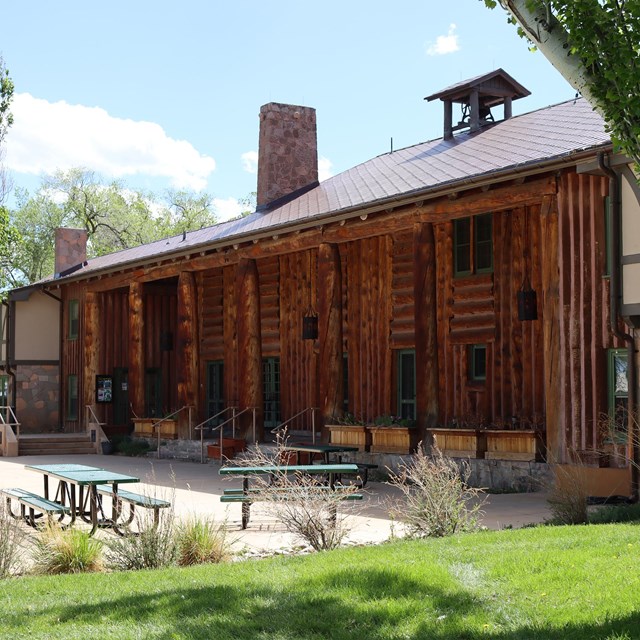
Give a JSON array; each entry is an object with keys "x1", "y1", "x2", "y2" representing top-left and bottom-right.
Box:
[
  {"x1": 54, "y1": 228, "x2": 88, "y2": 277},
  {"x1": 256, "y1": 103, "x2": 319, "y2": 211}
]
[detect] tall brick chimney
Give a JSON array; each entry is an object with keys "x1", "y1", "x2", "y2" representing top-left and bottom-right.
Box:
[
  {"x1": 256, "y1": 103, "x2": 319, "y2": 211},
  {"x1": 54, "y1": 228, "x2": 88, "y2": 277}
]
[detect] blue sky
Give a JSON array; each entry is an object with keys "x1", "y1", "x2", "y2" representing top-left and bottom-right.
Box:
[{"x1": 1, "y1": 0, "x2": 576, "y2": 221}]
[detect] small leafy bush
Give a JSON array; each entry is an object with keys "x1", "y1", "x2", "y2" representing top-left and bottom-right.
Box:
[
  {"x1": 32, "y1": 524, "x2": 104, "y2": 574},
  {"x1": 176, "y1": 516, "x2": 232, "y2": 566},
  {"x1": 588, "y1": 501, "x2": 640, "y2": 524},
  {"x1": 112, "y1": 435, "x2": 156, "y2": 456},
  {"x1": 0, "y1": 501, "x2": 24, "y2": 578},
  {"x1": 388, "y1": 444, "x2": 486, "y2": 537}
]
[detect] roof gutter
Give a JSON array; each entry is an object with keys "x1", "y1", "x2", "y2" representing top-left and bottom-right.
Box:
[{"x1": 42, "y1": 144, "x2": 612, "y2": 289}]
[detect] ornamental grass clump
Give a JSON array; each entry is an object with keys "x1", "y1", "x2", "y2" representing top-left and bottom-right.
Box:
[
  {"x1": 31, "y1": 524, "x2": 104, "y2": 575},
  {"x1": 0, "y1": 500, "x2": 25, "y2": 578},
  {"x1": 176, "y1": 516, "x2": 232, "y2": 566},
  {"x1": 388, "y1": 444, "x2": 486, "y2": 538}
]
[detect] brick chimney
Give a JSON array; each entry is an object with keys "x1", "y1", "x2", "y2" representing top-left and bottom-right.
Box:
[
  {"x1": 54, "y1": 228, "x2": 88, "y2": 277},
  {"x1": 256, "y1": 103, "x2": 319, "y2": 211}
]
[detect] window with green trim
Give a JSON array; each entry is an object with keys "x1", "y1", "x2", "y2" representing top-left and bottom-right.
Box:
[
  {"x1": 469, "y1": 344, "x2": 487, "y2": 381},
  {"x1": 68, "y1": 299, "x2": 79, "y2": 340},
  {"x1": 67, "y1": 374, "x2": 78, "y2": 421},
  {"x1": 608, "y1": 349, "x2": 628, "y2": 436},
  {"x1": 454, "y1": 213, "x2": 493, "y2": 276}
]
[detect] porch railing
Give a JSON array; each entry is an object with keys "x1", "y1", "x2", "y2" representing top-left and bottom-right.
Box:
[
  {"x1": 0, "y1": 406, "x2": 19, "y2": 457},
  {"x1": 153, "y1": 406, "x2": 193, "y2": 459},
  {"x1": 271, "y1": 407, "x2": 319, "y2": 444},
  {"x1": 194, "y1": 406, "x2": 256, "y2": 463}
]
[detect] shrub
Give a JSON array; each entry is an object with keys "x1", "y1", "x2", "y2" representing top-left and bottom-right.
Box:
[
  {"x1": 176, "y1": 516, "x2": 232, "y2": 566},
  {"x1": 588, "y1": 501, "x2": 640, "y2": 524},
  {"x1": 547, "y1": 463, "x2": 589, "y2": 525},
  {"x1": 0, "y1": 500, "x2": 24, "y2": 578},
  {"x1": 387, "y1": 444, "x2": 486, "y2": 538},
  {"x1": 112, "y1": 435, "x2": 156, "y2": 456},
  {"x1": 237, "y1": 434, "x2": 361, "y2": 551},
  {"x1": 32, "y1": 524, "x2": 104, "y2": 575}
]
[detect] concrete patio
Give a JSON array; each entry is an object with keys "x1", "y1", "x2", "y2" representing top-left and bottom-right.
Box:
[{"x1": 0, "y1": 453, "x2": 553, "y2": 552}]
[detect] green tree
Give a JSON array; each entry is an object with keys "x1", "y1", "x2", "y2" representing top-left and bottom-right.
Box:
[{"x1": 483, "y1": 1, "x2": 640, "y2": 165}]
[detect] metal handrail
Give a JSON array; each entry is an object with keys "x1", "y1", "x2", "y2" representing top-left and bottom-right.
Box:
[
  {"x1": 196, "y1": 406, "x2": 256, "y2": 463},
  {"x1": 152, "y1": 406, "x2": 193, "y2": 459},
  {"x1": 0, "y1": 406, "x2": 20, "y2": 456},
  {"x1": 85, "y1": 404, "x2": 108, "y2": 453},
  {"x1": 271, "y1": 407, "x2": 319, "y2": 444}
]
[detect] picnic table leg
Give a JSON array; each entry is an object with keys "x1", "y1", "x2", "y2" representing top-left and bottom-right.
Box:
[{"x1": 241, "y1": 477, "x2": 250, "y2": 529}]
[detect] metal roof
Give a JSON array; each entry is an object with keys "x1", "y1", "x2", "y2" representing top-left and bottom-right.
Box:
[{"x1": 40, "y1": 96, "x2": 610, "y2": 286}]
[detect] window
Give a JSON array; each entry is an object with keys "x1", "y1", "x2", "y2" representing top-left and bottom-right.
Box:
[
  {"x1": 68, "y1": 299, "x2": 79, "y2": 340},
  {"x1": 67, "y1": 374, "x2": 78, "y2": 421},
  {"x1": 608, "y1": 349, "x2": 628, "y2": 435},
  {"x1": 469, "y1": 344, "x2": 487, "y2": 381},
  {"x1": 397, "y1": 350, "x2": 416, "y2": 420},
  {"x1": 454, "y1": 213, "x2": 493, "y2": 276},
  {"x1": 263, "y1": 358, "x2": 281, "y2": 428},
  {"x1": 206, "y1": 361, "x2": 225, "y2": 424}
]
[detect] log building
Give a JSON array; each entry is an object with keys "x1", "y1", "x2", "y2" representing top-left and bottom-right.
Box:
[{"x1": 4, "y1": 70, "x2": 638, "y2": 495}]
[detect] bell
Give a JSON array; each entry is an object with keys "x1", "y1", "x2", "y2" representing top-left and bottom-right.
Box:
[
  {"x1": 302, "y1": 314, "x2": 318, "y2": 340},
  {"x1": 517, "y1": 289, "x2": 538, "y2": 321}
]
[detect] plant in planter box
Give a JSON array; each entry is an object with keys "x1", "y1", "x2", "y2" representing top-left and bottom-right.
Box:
[
  {"x1": 368, "y1": 415, "x2": 416, "y2": 454},
  {"x1": 326, "y1": 413, "x2": 371, "y2": 451}
]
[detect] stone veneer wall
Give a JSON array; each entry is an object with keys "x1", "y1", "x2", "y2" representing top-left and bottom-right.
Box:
[{"x1": 15, "y1": 364, "x2": 60, "y2": 433}]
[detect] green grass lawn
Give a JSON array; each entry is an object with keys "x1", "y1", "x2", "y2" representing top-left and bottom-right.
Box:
[{"x1": 0, "y1": 524, "x2": 639, "y2": 640}]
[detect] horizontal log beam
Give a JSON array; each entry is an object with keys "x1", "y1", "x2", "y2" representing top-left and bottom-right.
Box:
[{"x1": 78, "y1": 176, "x2": 557, "y2": 292}]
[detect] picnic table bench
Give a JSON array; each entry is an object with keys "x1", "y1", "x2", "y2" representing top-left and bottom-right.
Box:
[
  {"x1": 2, "y1": 487, "x2": 71, "y2": 528},
  {"x1": 219, "y1": 463, "x2": 363, "y2": 529},
  {"x1": 96, "y1": 485, "x2": 171, "y2": 528}
]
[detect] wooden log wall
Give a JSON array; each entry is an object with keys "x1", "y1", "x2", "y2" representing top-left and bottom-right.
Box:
[
  {"x1": 346, "y1": 236, "x2": 393, "y2": 421},
  {"x1": 199, "y1": 267, "x2": 224, "y2": 362},
  {"x1": 223, "y1": 265, "x2": 238, "y2": 408},
  {"x1": 279, "y1": 251, "x2": 317, "y2": 429},
  {"x1": 143, "y1": 282, "x2": 177, "y2": 415},
  {"x1": 259, "y1": 256, "x2": 280, "y2": 358},
  {"x1": 390, "y1": 231, "x2": 415, "y2": 349},
  {"x1": 99, "y1": 288, "x2": 129, "y2": 425},
  {"x1": 434, "y1": 205, "x2": 545, "y2": 428},
  {"x1": 556, "y1": 172, "x2": 621, "y2": 459},
  {"x1": 61, "y1": 282, "x2": 84, "y2": 432}
]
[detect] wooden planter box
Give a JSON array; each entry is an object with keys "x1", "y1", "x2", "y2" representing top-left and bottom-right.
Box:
[
  {"x1": 326, "y1": 424, "x2": 371, "y2": 452},
  {"x1": 368, "y1": 426, "x2": 416, "y2": 454},
  {"x1": 132, "y1": 418, "x2": 178, "y2": 440},
  {"x1": 429, "y1": 428, "x2": 487, "y2": 458},
  {"x1": 484, "y1": 429, "x2": 544, "y2": 462},
  {"x1": 207, "y1": 438, "x2": 246, "y2": 461}
]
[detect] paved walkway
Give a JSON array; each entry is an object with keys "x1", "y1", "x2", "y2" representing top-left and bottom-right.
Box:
[{"x1": 0, "y1": 453, "x2": 552, "y2": 552}]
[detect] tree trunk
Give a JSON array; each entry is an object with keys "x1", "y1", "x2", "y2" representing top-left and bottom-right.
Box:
[
  {"x1": 128, "y1": 282, "x2": 145, "y2": 420},
  {"x1": 176, "y1": 271, "x2": 198, "y2": 439},
  {"x1": 83, "y1": 291, "x2": 101, "y2": 422}
]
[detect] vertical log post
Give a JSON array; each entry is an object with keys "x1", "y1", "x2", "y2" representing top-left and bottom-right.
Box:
[
  {"x1": 177, "y1": 271, "x2": 199, "y2": 439},
  {"x1": 414, "y1": 222, "x2": 439, "y2": 446},
  {"x1": 84, "y1": 291, "x2": 101, "y2": 426},
  {"x1": 128, "y1": 282, "x2": 145, "y2": 420},
  {"x1": 318, "y1": 243, "x2": 344, "y2": 440},
  {"x1": 541, "y1": 194, "x2": 562, "y2": 462},
  {"x1": 236, "y1": 258, "x2": 264, "y2": 442}
]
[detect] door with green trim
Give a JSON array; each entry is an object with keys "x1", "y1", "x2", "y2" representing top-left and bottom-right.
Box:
[
  {"x1": 206, "y1": 361, "x2": 225, "y2": 425},
  {"x1": 112, "y1": 367, "x2": 129, "y2": 425},
  {"x1": 397, "y1": 350, "x2": 416, "y2": 420}
]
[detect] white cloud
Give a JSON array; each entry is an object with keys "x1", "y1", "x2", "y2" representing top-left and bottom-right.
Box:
[
  {"x1": 425, "y1": 24, "x2": 460, "y2": 56},
  {"x1": 241, "y1": 150, "x2": 258, "y2": 174},
  {"x1": 214, "y1": 197, "x2": 245, "y2": 222},
  {"x1": 5, "y1": 93, "x2": 216, "y2": 190},
  {"x1": 318, "y1": 156, "x2": 333, "y2": 182}
]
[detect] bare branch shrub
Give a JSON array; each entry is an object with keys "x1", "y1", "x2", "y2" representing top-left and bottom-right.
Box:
[
  {"x1": 0, "y1": 500, "x2": 25, "y2": 577},
  {"x1": 546, "y1": 457, "x2": 590, "y2": 525},
  {"x1": 235, "y1": 433, "x2": 361, "y2": 551},
  {"x1": 387, "y1": 444, "x2": 486, "y2": 538}
]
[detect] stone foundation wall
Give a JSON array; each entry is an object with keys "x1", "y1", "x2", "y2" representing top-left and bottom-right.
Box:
[{"x1": 15, "y1": 364, "x2": 60, "y2": 433}]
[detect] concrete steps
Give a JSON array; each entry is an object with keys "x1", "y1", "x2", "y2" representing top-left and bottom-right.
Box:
[{"x1": 18, "y1": 434, "x2": 96, "y2": 456}]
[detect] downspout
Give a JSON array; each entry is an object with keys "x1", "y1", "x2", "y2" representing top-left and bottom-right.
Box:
[{"x1": 598, "y1": 152, "x2": 638, "y2": 501}]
